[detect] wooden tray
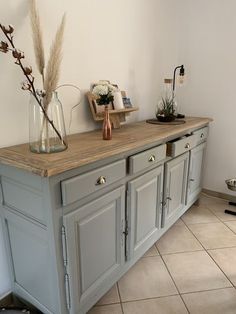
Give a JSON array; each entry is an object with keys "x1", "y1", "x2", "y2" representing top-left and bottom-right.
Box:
[
  {"x1": 86, "y1": 91, "x2": 138, "y2": 128},
  {"x1": 146, "y1": 119, "x2": 186, "y2": 125}
]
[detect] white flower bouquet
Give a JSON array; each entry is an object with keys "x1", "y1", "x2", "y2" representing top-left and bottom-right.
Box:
[{"x1": 92, "y1": 81, "x2": 117, "y2": 105}]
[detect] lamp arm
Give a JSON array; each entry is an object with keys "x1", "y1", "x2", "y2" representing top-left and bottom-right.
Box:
[{"x1": 172, "y1": 65, "x2": 183, "y2": 95}]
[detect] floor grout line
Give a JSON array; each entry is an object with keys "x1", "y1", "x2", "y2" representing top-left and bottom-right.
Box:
[
  {"x1": 159, "y1": 254, "x2": 190, "y2": 313},
  {"x1": 116, "y1": 283, "x2": 124, "y2": 314},
  {"x1": 223, "y1": 223, "x2": 236, "y2": 235},
  {"x1": 120, "y1": 293, "x2": 179, "y2": 304},
  {"x1": 203, "y1": 201, "x2": 236, "y2": 224},
  {"x1": 182, "y1": 213, "x2": 236, "y2": 289},
  {"x1": 94, "y1": 302, "x2": 121, "y2": 309},
  {"x1": 182, "y1": 220, "x2": 221, "y2": 225},
  {"x1": 185, "y1": 198, "x2": 236, "y2": 234},
  {"x1": 218, "y1": 213, "x2": 236, "y2": 234},
  {"x1": 181, "y1": 208, "x2": 236, "y2": 251},
  {"x1": 160, "y1": 249, "x2": 205, "y2": 256},
  {"x1": 180, "y1": 286, "x2": 235, "y2": 296},
  {"x1": 207, "y1": 246, "x2": 236, "y2": 252},
  {"x1": 154, "y1": 243, "x2": 161, "y2": 255}
]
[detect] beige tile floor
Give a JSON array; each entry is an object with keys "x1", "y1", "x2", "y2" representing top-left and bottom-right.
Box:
[{"x1": 88, "y1": 194, "x2": 236, "y2": 313}]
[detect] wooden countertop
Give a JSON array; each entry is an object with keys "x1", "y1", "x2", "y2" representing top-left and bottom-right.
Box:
[{"x1": 0, "y1": 117, "x2": 212, "y2": 177}]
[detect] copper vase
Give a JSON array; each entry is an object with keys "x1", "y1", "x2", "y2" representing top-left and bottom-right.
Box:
[{"x1": 102, "y1": 105, "x2": 112, "y2": 140}]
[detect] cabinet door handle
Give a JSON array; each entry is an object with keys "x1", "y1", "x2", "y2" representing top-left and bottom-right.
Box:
[
  {"x1": 190, "y1": 178, "x2": 195, "y2": 182},
  {"x1": 96, "y1": 176, "x2": 106, "y2": 185},
  {"x1": 148, "y1": 155, "x2": 156, "y2": 162},
  {"x1": 166, "y1": 196, "x2": 172, "y2": 201},
  {"x1": 185, "y1": 143, "x2": 190, "y2": 149},
  {"x1": 200, "y1": 133, "x2": 204, "y2": 138}
]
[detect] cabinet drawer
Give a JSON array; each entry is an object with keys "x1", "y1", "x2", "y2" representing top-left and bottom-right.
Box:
[
  {"x1": 129, "y1": 144, "x2": 166, "y2": 174},
  {"x1": 167, "y1": 135, "x2": 197, "y2": 157},
  {"x1": 61, "y1": 160, "x2": 126, "y2": 206},
  {"x1": 193, "y1": 126, "x2": 208, "y2": 145}
]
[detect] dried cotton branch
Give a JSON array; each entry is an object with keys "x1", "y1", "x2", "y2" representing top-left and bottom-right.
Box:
[
  {"x1": 30, "y1": 0, "x2": 45, "y2": 82},
  {"x1": 44, "y1": 14, "x2": 66, "y2": 109}
]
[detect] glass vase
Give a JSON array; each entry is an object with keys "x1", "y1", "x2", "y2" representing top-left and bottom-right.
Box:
[
  {"x1": 156, "y1": 78, "x2": 177, "y2": 122},
  {"x1": 29, "y1": 91, "x2": 68, "y2": 153}
]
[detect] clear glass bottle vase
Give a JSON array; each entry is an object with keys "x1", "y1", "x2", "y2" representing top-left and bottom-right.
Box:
[{"x1": 29, "y1": 91, "x2": 68, "y2": 153}]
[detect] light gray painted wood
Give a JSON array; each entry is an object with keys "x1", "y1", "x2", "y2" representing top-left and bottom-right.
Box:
[
  {"x1": 129, "y1": 144, "x2": 166, "y2": 174},
  {"x1": 1, "y1": 177, "x2": 45, "y2": 224},
  {"x1": 187, "y1": 142, "x2": 206, "y2": 204},
  {"x1": 61, "y1": 160, "x2": 126, "y2": 206},
  {"x1": 41, "y1": 178, "x2": 68, "y2": 314},
  {"x1": 127, "y1": 166, "x2": 163, "y2": 260},
  {"x1": 63, "y1": 186, "x2": 125, "y2": 314},
  {"x1": 168, "y1": 134, "x2": 197, "y2": 157},
  {"x1": 0, "y1": 164, "x2": 43, "y2": 191},
  {"x1": 3, "y1": 209, "x2": 56, "y2": 313},
  {"x1": 0, "y1": 170, "x2": 65, "y2": 314},
  {"x1": 163, "y1": 152, "x2": 189, "y2": 227},
  {"x1": 193, "y1": 126, "x2": 209, "y2": 145}
]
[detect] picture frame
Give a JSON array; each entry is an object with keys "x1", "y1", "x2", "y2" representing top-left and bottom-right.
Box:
[{"x1": 123, "y1": 97, "x2": 133, "y2": 108}]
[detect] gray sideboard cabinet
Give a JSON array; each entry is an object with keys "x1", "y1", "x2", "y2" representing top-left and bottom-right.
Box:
[{"x1": 0, "y1": 118, "x2": 212, "y2": 314}]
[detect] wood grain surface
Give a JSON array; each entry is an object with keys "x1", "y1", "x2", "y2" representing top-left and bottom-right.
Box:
[{"x1": 0, "y1": 117, "x2": 212, "y2": 177}]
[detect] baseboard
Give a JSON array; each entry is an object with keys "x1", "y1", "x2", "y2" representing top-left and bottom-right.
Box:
[
  {"x1": 202, "y1": 188, "x2": 236, "y2": 202},
  {"x1": 0, "y1": 292, "x2": 13, "y2": 306}
]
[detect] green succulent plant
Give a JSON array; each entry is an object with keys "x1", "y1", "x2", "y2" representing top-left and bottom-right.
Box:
[{"x1": 157, "y1": 96, "x2": 176, "y2": 117}]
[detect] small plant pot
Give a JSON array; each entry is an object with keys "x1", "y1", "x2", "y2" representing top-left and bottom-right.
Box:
[{"x1": 156, "y1": 115, "x2": 176, "y2": 122}]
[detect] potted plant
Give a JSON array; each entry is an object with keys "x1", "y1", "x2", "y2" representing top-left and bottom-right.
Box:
[{"x1": 156, "y1": 95, "x2": 176, "y2": 122}]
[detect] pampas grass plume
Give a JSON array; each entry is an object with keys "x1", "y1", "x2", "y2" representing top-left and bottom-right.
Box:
[
  {"x1": 44, "y1": 14, "x2": 66, "y2": 108},
  {"x1": 30, "y1": 0, "x2": 45, "y2": 80}
]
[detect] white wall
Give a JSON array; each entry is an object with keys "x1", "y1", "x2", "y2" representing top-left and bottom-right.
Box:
[
  {"x1": 177, "y1": 0, "x2": 236, "y2": 195},
  {"x1": 0, "y1": 0, "x2": 180, "y2": 298},
  {"x1": 0, "y1": 0, "x2": 181, "y2": 146}
]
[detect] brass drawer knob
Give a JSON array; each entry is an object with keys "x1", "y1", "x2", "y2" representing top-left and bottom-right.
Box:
[
  {"x1": 148, "y1": 155, "x2": 156, "y2": 162},
  {"x1": 96, "y1": 176, "x2": 106, "y2": 185},
  {"x1": 185, "y1": 143, "x2": 190, "y2": 149}
]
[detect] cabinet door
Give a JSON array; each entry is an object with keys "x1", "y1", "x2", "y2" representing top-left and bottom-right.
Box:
[
  {"x1": 128, "y1": 166, "x2": 164, "y2": 260},
  {"x1": 187, "y1": 142, "x2": 206, "y2": 204},
  {"x1": 163, "y1": 152, "x2": 189, "y2": 227},
  {"x1": 63, "y1": 186, "x2": 125, "y2": 314}
]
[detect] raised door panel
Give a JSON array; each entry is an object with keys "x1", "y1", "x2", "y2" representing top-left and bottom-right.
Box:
[
  {"x1": 128, "y1": 166, "x2": 163, "y2": 260},
  {"x1": 64, "y1": 186, "x2": 125, "y2": 314},
  {"x1": 3, "y1": 210, "x2": 56, "y2": 313},
  {"x1": 187, "y1": 143, "x2": 206, "y2": 204},
  {"x1": 163, "y1": 152, "x2": 189, "y2": 226}
]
